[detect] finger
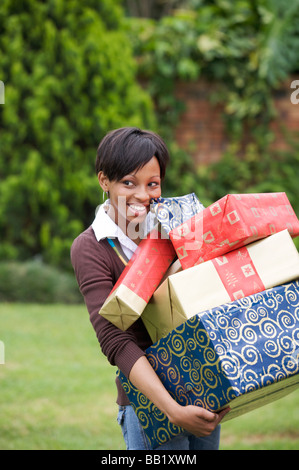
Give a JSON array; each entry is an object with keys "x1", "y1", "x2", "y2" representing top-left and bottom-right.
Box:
[
  {"x1": 216, "y1": 407, "x2": 231, "y2": 421},
  {"x1": 199, "y1": 408, "x2": 219, "y2": 422}
]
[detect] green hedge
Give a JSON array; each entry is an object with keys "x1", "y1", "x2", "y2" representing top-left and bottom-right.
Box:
[
  {"x1": 0, "y1": 0, "x2": 156, "y2": 270},
  {"x1": 1, "y1": 0, "x2": 299, "y2": 273},
  {"x1": 0, "y1": 260, "x2": 82, "y2": 304}
]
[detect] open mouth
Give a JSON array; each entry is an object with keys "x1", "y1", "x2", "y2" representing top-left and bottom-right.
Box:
[{"x1": 127, "y1": 204, "x2": 148, "y2": 217}]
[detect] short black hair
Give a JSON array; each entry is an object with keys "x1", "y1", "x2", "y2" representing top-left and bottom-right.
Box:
[{"x1": 95, "y1": 127, "x2": 170, "y2": 181}]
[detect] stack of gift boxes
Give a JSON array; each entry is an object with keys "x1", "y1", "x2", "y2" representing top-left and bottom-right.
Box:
[{"x1": 99, "y1": 192, "x2": 299, "y2": 449}]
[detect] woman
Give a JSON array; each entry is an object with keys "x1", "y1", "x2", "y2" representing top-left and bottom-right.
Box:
[{"x1": 71, "y1": 127, "x2": 229, "y2": 450}]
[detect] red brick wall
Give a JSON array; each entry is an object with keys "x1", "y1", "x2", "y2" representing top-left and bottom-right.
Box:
[{"x1": 174, "y1": 76, "x2": 299, "y2": 165}]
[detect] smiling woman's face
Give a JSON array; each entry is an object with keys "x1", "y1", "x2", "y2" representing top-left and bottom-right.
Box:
[{"x1": 98, "y1": 156, "x2": 161, "y2": 236}]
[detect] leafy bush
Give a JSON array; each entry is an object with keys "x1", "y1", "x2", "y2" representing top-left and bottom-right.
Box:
[
  {"x1": 126, "y1": 0, "x2": 299, "y2": 224},
  {"x1": 0, "y1": 0, "x2": 156, "y2": 269},
  {"x1": 1, "y1": 0, "x2": 299, "y2": 273},
  {"x1": 0, "y1": 260, "x2": 82, "y2": 303},
  {"x1": 127, "y1": 0, "x2": 299, "y2": 138}
]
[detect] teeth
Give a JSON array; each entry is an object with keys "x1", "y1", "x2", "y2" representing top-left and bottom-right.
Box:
[{"x1": 129, "y1": 205, "x2": 147, "y2": 212}]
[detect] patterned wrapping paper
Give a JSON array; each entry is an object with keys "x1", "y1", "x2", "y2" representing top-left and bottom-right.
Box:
[
  {"x1": 141, "y1": 230, "x2": 299, "y2": 342},
  {"x1": 119, "y1": 281, "x2": 299, "y2": 449},
  {"x1": 150, "y1": 193, "x2": 205, "y2": 233},
  {"x1": 99, "y1": 194, "x2": 204, "y2": 330},
  {"x1": 99, "y1": 226, "x2": 176, "y2": 330},
  {"x1": 169, "y1": 192, "x2": 299, "y2": 270}
]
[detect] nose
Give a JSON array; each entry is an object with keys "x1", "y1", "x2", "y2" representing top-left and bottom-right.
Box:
[{"x1": 134, "y1": 185, "x2": 150, "y2": 202}]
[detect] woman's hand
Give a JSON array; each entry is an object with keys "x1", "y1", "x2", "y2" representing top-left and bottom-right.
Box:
[{"x1": 167, "y1": 402, "x2": 230, "y2": 437}]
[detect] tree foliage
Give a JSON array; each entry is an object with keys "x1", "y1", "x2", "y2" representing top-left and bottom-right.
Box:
[
  {"x1": 0, "y1": 0, "x2": 155, "y2": 268},
  {"x1": 124, "y1": 0, "x2": 193, "y2": 19},
  {"x1": 125, "y1": 0, "x2": 299, "y2": 228},
  {"x1": 127, "y1": 0, "x2": 299, "y2": 138},
  {"x1": 1, "y1": 0, "x2": 299, "y2": 271}
]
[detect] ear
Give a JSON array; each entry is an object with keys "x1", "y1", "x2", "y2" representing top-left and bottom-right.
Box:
[{"x1": 97, "y1": 171, "x2": 110, "y2": 192}]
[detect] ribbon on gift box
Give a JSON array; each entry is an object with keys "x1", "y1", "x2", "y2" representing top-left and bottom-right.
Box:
[
  {"x1": 151, "y1": 193, "x2": 205, "y2": 233},
  {"x1": 169, "y1": 192, "x2": 299, "y2": 270},
  {"x1": 141, "y1": 230, "x2": 299, "y2": 342},
  {"x1": 211, "y1": 245, "x2": 266, "y2": 301}
]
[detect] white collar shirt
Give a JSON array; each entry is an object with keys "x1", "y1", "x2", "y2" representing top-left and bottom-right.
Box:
[{"x1": 91, "y1": 200, "x2": 157, "y2": 261}]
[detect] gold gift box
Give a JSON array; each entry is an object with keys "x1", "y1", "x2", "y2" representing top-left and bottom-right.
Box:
[{"x1": 142, "y1": 230, "x2": 299, "y2": 342}]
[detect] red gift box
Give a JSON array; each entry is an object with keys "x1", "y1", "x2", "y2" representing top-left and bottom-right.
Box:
[
  {"x1": 111, "y1": 227, "x2": 176, "y2": 302},
  {"x1": 169, "y1": 192, "x2": 299, "y2": 270},
  {"x1": 99, "y1": 226, "x2": 176, "y2": 330}
]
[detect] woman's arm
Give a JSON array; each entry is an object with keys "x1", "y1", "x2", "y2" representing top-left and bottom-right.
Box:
[
  {"x1": 72, "y1": 230, "x2": 229, "y2": 436},
  {"x1": 129, "y1": 356, "x2": 230, "y2": 437},
  {"x1": 71, "y1": 231, "x2": 149, "y2": 374}
]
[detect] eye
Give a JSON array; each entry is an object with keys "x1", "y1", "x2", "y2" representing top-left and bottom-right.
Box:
[
  {"x1": 149, "y1": 181, "x2": 160, "y2": 188},
  {"x1": 122, "y1": 180, "x2": 134, "y2": 187}
]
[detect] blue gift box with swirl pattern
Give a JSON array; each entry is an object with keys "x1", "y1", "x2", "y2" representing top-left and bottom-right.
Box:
[
  {"x1": 150, "y1": 193, "x2": 205, "y2": 233},
  {"x1": 118, "y1": 280, "x2": 299, "y2": 448}
]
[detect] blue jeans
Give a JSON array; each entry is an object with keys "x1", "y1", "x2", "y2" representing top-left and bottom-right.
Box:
[{"x1": 117, "y1": 405, "x2": 221, "y2": 451}]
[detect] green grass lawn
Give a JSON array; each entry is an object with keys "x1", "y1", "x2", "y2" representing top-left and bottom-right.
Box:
[{"x1": 0, "y1": 303, "x2": 299, "y2": 450}]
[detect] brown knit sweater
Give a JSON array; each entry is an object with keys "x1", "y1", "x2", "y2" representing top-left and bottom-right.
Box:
[{"x1": 70, "y1": 226, "x2": 153, "y2": 405}]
